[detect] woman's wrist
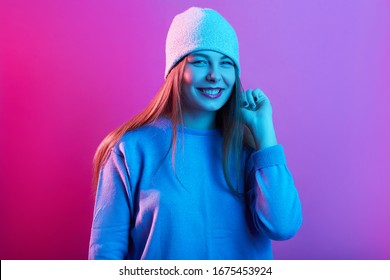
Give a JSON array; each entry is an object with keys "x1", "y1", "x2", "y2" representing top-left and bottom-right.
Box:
[{"x1": 248, "y1": 117, "x2": 278, "y2": 150}]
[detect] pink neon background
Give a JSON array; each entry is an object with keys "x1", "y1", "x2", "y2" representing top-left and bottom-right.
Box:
[{"x1": 1, "y1": 0, "x2": 389, "y2": 259}]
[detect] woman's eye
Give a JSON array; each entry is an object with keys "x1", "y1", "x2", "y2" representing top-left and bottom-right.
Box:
[
  {"x1": 192, "y1": 60, "x2": 207, "y2": 65},
  {"x1": 222, "y1": 61, "x2": 234, "y2": 66}
]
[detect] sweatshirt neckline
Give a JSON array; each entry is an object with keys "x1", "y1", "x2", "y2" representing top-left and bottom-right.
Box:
[{"x1": 156, "y1": 117, "x2": 221, "y2": 136}]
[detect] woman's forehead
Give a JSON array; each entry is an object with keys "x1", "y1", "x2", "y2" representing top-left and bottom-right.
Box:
[{"x1": 189, "y1": 50, "x2": 233, "y2": 60}]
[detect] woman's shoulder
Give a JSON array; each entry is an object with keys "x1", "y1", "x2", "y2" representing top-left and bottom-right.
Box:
[
  {"x1": 123, "y1": 117, "x2": 171, "y2": 139},
  {"x1": 113, "y1": 117, "x2": 172, "y2": 154}
]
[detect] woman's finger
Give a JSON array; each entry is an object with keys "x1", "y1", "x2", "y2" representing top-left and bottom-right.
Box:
[
  {"x1": 253, "y1": 88, "x2": 268, "y2": 105},
  {"x1": 253, "y1": 88, "x2": 265, "y2": 102},
  {"x1": 241, "y1": 89, "x2": 249, "y2": 108},
  {"x1": 245, "y1": 89, "x2": 256, "y2": 110},
  {"x1": 253, "y1": 88, "x2": 261, "y2": 103}
]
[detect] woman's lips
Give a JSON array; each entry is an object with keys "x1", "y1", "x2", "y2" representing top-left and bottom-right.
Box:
[{"x1": 197, "y1": 88, "x2": 223, "y2": 99}]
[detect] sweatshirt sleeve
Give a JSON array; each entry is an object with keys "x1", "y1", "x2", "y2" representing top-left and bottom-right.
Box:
[
  {"x1": 245, "y1": 145, "x2": 302, "y2": 240},
  {"x1": 88, "y1": 148, "x2": 133, "y2": 259}
]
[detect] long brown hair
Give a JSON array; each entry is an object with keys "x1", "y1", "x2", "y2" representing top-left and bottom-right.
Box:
[{"x1": 93, "y1": 56, "x2": 248, "y2": 196}]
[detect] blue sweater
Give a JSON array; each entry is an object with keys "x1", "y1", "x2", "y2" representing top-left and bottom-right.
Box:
[{"x1": 89, "y1": 118, "x2": 302, "y2": 259}]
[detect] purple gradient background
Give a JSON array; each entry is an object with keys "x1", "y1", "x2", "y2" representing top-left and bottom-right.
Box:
[{"x1": 1, "y1": 0, "x2": 389, "y2": 260}]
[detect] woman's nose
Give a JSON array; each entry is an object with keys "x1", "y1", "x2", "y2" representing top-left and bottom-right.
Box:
[{"x1": 206, "y1": 65, "x2": 221, "y2": 82}]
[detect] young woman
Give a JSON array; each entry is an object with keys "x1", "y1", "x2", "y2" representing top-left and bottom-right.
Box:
[{"x1": 89, "y1": 7, "x2": 302, "y2": 260}]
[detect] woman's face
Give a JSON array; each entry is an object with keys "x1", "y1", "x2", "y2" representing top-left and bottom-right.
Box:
[{"x1": 181, "y1": 50, "x2": 236, "y2": 115}]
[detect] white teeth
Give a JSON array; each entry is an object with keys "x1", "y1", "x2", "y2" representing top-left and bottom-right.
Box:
[{"x1": 200, "y1": 89, "x2": 221, "y2": 95}]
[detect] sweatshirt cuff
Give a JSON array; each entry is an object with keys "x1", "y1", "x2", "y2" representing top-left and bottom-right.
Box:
[{"x1": 250, "y1": 144, "x2": 287, "y2": 169}]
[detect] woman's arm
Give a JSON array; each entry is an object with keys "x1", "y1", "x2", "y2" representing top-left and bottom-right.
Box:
[
  {"x1": 246, "y1": 145, "x2": 302, "y2": 240},
  {"x1": 89, "y1": 149, "x2": 133, "y2": 259},
  {"x1": 242, "y1": 88, "x2": 302, "y2": 240}
]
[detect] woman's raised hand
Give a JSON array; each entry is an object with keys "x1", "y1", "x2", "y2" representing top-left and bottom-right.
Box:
[{"x1": 240, "y1": 88, "x2": 278, "y2": 150}]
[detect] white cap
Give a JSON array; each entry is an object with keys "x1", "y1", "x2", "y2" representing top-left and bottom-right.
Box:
[{"x1": 165, "y1": 7, "x2": 240, "y2": 79}]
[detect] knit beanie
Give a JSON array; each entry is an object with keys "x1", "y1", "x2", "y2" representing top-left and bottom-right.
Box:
[{"x1": 165, "y1": 7, "x2": 240, "y2": 79}]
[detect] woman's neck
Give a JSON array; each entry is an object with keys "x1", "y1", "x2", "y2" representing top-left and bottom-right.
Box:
[{"x1": 181, "y1": 110, "x2": 217, "y2": 130}]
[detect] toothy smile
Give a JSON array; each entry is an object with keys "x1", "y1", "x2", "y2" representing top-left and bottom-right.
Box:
[
  {"x1": 198, "y1": 88, "x2": 223, "y2": 95},
  {"x1": 197, "y1": 88, "x2": 223, "y2": 99}
]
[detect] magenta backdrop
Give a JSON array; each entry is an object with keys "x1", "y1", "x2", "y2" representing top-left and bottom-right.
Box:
[{"x1": 1, "y1": 0, "x2": 389, "y2": 260}]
